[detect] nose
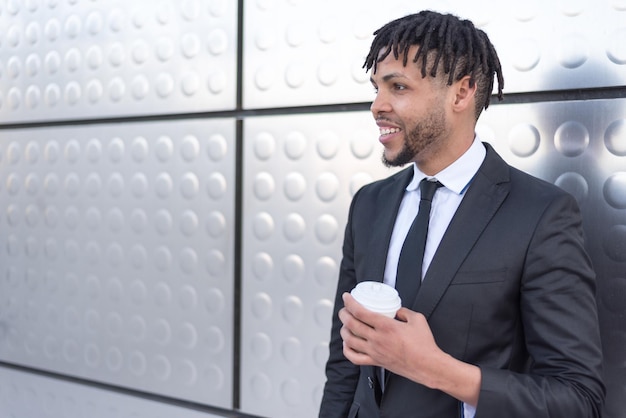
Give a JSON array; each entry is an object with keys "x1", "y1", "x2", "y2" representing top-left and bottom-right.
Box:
[{"x1": 370, "y1": 90, "x2": 391, "y2": 117}]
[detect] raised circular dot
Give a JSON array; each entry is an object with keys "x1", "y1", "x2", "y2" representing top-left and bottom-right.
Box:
[
  {"x1": 206, "y1": 210, "x2": 226, "y2": 238},
  {"x1": 65, "y1": 48, "x2": 81, "y2": 72},
  {"x1": 25, "y1": 86, "x2": 41, "y2": 109},
  {"x1": 250, "y1": 332, "x2": 273, "y2": 361},
  {"x1": 254, "y1": 66, "x2": 275, "y2": 91},
  {"x1": 44, "y1": 18, "x2": 60, "y2": 41},
  {"x1": 181, "y1": 33, "x2": 201, "y2": 58},
  {"x1": 285, "y1": 63, "x2": 306, "y2": 89},
  {"x1": 154, "y1": 282, "x2": 172, "y2": 307},
  {"x1": 128, "y1": 315, "x2": 146, "y2": 341},
  {"x1": 6, "y1": 174, "x2": 21, "y2": 195},
  {"x1": 182, "y1": 72, "x2": 200, "y2": 96},
  {"x1": 44, "y1": 141, "x2": 60, "y2": 163},
  {"x1": 280, "y1": 379, "x2": 302, "y2": 406},
  {"x1": 253, "y1": 213, "x2": 274, "y2": 240},
  {"x1": 314, "y1": 256, "x2": 338, "y2": 287},
  {"x1": 8, "y1": 88, "x2": 22, "y2": 110},
  {"x1": 554, "y1": 172, "x2": 588, "y2": 203},
  {"x1": 557, "y1": 33, "x2": 588, "y2": 69},
  {"x1": 86, "y1": 138, "x2": 102, "y2": 163},
  {"x1": 316, "y1": 172, "x2": 340, "y2": 202},
  {"x1": 86, "y1": 45, "x2": 103, "y2": 70},
  {"x1": 65, "y1": 139, "x2": 80, "y2": 164},
  {"x1": 131, "y1": 75, "x2": 149, "y2": 100},
  {"x1": 131, "y1": 136, "x2": 149, "y2": 162},
  {"x1": 63, "y1": 339, "x2": 79, "y2": 363},
  {"x1": 350, "y1": 131, "x2": 375, "y2": 159},
  {"x1": 508, "y1": 124, "x2": 540, "y2": 157},
  {"x1": 207, "y1": 172, "x2": 227, "y2": 199},
  {"x1": 25, "y1": 22, "x2": 40, "y2": 45},
  {"x1": 283, "y1": 254, "x2": 305, "y2": 284},
  {"x1": 177, "y1": 322, "x2": 198, "y2": 349},
  {"x1": 105, "y1": 347, "x2": 124, "y2": 372},
  {"x1": 314, "y1": 299, "x2": 333, "y2": 327},
  {"x1": 603, "y1": 225, "x2": 626, "y2": 262},
  {"x1": 130, "y1": 208, "x2": 148, "y2": 233},
  {"x1": 208, "y1": 29, "x2": 228, "y2": 55},
  {"x1": 253, "y1": 252, "x2": 273, "y2": 280},
  {"x1": 156, "y1": 37, "x2": 175, "y2": 62},
  {"x1": 281, "y1": 337, "x2": 302, "y2": 365},
  {"x1": 315, "y1": 214, "x2": 338, "y2": 244},
  {"x1": 511, "y1": 38, "x2": 541, "y2": 72},
  {"x1": 155, "y1": 136, "x2": 174, "y2": 162},
  {"x1": 64, "y1": 14, "x2": 81, "y2": 38},
  {"x1": 206, "y1": 326, "x2": 225, "y2": 353},
  {"x1": 607, "y1": 28, "x2": 626, "y2": 65},
  {"x1": 282, "y1": 296, "x2": 303, "y2": 324},
  {"x1": 106, "y1": 312, "x2": 124, "y2": 338},
  {"x1": 154, "y1": 246, "x2": 172, "y2": 271},
  {"x1": 45, "y1": 84, "x2": 61, "y2": 107},
  {"x1": 85, "y1": 241, "x2": 101, "y2": 264},
  {"x1": 129, "y1": 280, "x2": 148, "y2": 307},
  {"x1": 107, "y1": 243, "x2": 124, "y2": 267},
  {"x1": 108, "y1": 43, "x2": 125, "y2": 66},
  {"x1": 283, "y1": 213, "x2": 306, "y2": 242},
  {"x1": 178, "y1": 285, "x2": 198, "y2": 310},
  {"x1": 255, "y1": 28, "x2": 276, "y2": 51},
  {"x1": 108, "y1": 9, "x2": 124, "y2": 32},
  {"x1": 251, "y1": 292, "x2": 273, "y2": 320},
  {"x1": 206, "y1": 249, "x2": 226, "y2": 277},
  {"x1": 154, "y1": 209, "x2": 173, "y2": 235},
  {"x1": 25, "y1": 54, "x2": 41, "y2": 77},
  {"x1": 152, "y1": 318, "x2": 172, "y2": 345},
  {"x1": 45, "y1": 50, "x2": 61, "y2": 74},
  {"x1": 284, "y1": 172, "x2": 306, "y2": 201},
  {"x1": 155, "y1": 173, "x2": 174, "y2": 198},
  {"x1": 86, "y1": 11, "x2": 103, "y2": 35},
  {"x1": 208, "y1": 134, "x2": 228, "y2": 161},
  {"x1": 251, "y1": 373, "x2": 272, "y2": 400},
  {"x1": 44, "y1": 206, "x2": 59, "y2": 228},
  {"x1": 107, "y1": 277, "x2": 124, "y2": 303},
  {"x1": 129, "y1": 351, "x2": 147, "y2": 376},
  {"x1": 156, "y1": 73, "x2": 174, "y2": 98},
  {"x1": 180, "y1": 210, "x2": 199, "y2": 236},
  {"x1": 317, "y1": 61, "x2": 338, "y2": 86},
  {"x1": 254, "y1": 172, "x2": 275, "y2": 200},
  {"x1": 64, "y1": 81, "x2": 82, "y2": 105},
  {"x1": 205, "y1": 365, "x2": 225, "y2": 391},
  {"x1": 107, "y1": 208, "x2": 125, "y2": 232},
  {"x1": 181, "y1": 0, "x2": 201, "y2": 20},
  {"x1": 605, "y1": 119, "x2": 626, "y2": 156},
  {"x1": 254, "y1": 132, "x2": 276, "y2": 160},
  {"x1": 180, "y1": 135, "x2": 200, "y2": 161},
  {"x1": 208, "y1": 70, "x2": 227, "y2": 94},
  {"x1": 180, "y1": 247, "x2": 199, "y2": 274},
  {"x1": 282, "y1": 132, "x2": 307, "y2": 161},
  {"x1": 205, "y1": 287, "x2": 225, "y2": 315},
  {"x1": 554, "y1": 121, "x2": 589, "y2": 157},
  {"x1": 108, "y1": 173, "x2": 125, "y2": 197},
  {"x1": 180, "y1": 172, "x2": 200, "y2": 199},
  {"x1": 131, "y1": 40, "x2": 149, "y2": 64},
  {"x1": 64, "y1": 173, "x2": 81, "y2": 197},
  {"x1": 108, "y1": 77, "x2": 126, "y2": 102},
  {"x1": 108, "y1": 137, "x2": 124, "y2": 163},
  {"x1": 350, "y1": 172, "x2": 373, "y2": 196},
  {"x1": 317, "y1": 131, "x2": 340, "y2": 159},
  {"x1": 84, "y1": 173, "x2": 102, "y2": 197},
  {"x1": 86, "y1": 79, "x2": 103, "y2": 103},
  {"x1": 604, "y1": 173, "x2": 626, "y2": 209},
  {"x1": 85, "y1": 207, "x2": 102, "y2": 230}
]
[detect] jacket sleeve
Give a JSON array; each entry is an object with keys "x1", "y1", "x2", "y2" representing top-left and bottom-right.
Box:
[
  {"x1": 319, "y1": 190, "x2": 362, "y2": 418},
  {"x1": 476, "y1": 192, "x2": 605, "y2": 417}
]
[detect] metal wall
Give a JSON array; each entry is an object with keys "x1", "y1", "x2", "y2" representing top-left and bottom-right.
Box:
[{"x1": 0, "y1": 1, "x2": 624, "y2": 418}]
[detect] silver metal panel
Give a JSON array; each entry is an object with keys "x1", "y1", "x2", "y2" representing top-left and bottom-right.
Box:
[
  {"x1": 0, "y1": 0, "x2": 237, "y2": 123},
  {"x1": 0, "y1": 118, "x2": 236, "y2": 408},
  {"x1": 240, "y1": 112, "x2": 400, "y2": 418},
  {"x1": 243, "y1": 0, "x2": 626, "y2": 109},
  {"x1": 478, "y1": 98, "x2": 626, "y2": 418},
  {"x1": 0, "y1": 365, "x2": 226, "y2": 418}
]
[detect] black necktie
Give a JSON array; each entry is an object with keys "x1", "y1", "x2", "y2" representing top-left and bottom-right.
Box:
[{"x1": 395, "y1": 178, "x2": 442, "y2": 307}]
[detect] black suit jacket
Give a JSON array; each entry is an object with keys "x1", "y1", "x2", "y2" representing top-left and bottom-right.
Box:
[{"x1": 319, "y1": 143, "x2": 604, "y2": 418}]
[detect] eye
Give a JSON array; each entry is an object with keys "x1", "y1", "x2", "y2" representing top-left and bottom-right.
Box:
[{"x1": 393, "y1": 83, "x2": 406, "y2": 91}]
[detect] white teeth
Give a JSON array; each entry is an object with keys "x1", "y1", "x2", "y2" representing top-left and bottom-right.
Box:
[{"x1": 380, "y1": 128, "x2": 400, "y2": 135}]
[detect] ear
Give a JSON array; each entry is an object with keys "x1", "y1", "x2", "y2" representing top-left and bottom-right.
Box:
[{"x1": 451, "y1": 75, "x2": 477, "y2": 113}]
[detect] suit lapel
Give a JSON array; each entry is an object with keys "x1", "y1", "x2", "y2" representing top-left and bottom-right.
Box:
[
  {"x1": 364, "y1": 166, "x2": 414, "y2": 283},
  {"x1": 412, "y1": 144, "x2": 511, "y2": 318}
]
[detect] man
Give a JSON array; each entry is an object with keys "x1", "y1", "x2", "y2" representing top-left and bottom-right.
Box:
[{"x1": 319, "y1": 10, "x2": 604, "y2": 418}]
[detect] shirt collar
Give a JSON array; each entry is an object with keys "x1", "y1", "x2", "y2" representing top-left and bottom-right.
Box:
[{"x1": 406, "y1": 136, "x2": 486, "y2": 195}]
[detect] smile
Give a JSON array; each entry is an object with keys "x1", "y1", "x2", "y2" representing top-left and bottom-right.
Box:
[{"x1": 380, "y1": 127, "x2": 401, "y2": 135}]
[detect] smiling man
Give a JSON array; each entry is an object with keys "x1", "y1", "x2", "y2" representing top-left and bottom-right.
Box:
[{"x1": 319, "y1": 10, "x2": 604, "y2": 418}]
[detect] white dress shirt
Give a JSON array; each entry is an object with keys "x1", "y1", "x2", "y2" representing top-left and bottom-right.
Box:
[{"x1": 382, "y1": 137, "x2": 486, "y2": 418}]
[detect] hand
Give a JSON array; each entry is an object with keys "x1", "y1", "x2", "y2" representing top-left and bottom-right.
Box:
[{"x1": 339, "y1": 292, "x2": 441, "y2": 384}]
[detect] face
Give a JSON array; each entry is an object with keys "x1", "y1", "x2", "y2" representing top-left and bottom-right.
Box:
[{"x1": 370, "y1": 47, "x2": 452, "y2": 168}]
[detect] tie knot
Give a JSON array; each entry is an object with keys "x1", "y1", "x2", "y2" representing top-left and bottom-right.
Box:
[{"x1": 419, "y1": 178, "x2": 442, "y2": 202}]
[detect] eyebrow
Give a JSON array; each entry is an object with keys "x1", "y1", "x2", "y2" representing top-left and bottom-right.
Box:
[{"x1": 370, "y1": 72, "x2": 408, "y2": 84}]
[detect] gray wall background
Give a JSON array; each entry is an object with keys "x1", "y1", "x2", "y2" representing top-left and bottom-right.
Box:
[{"x1": 0, "y1": 1, "x2": 624, "y2": 417}]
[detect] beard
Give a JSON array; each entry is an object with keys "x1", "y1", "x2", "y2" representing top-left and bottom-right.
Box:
[{"x1": 381, "y1": 105, "x2": 447, "y2": 168}]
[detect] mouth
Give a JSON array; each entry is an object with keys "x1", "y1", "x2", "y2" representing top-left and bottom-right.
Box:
[{"x1": 378, "y1": 126, "x2": 402, "y2": 142}]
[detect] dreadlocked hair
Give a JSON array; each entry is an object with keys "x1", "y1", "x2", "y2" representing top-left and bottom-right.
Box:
[{"x1": 364, "y1": 10, "x2": 504, "y2": 120}]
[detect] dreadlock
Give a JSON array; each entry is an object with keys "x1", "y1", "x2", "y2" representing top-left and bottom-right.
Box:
[{"x1": 364, "y1": 10, "x2": 504, "y2": 120}]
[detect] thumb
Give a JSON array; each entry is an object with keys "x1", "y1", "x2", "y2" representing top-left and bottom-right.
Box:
[{"x1": 395, "y1": 307, "x2": 412, "y2": 322}]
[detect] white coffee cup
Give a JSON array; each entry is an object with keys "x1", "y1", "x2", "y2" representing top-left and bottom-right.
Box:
[{"x1": 350, "y1": 281, "x2": 402, "y2": 318}]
